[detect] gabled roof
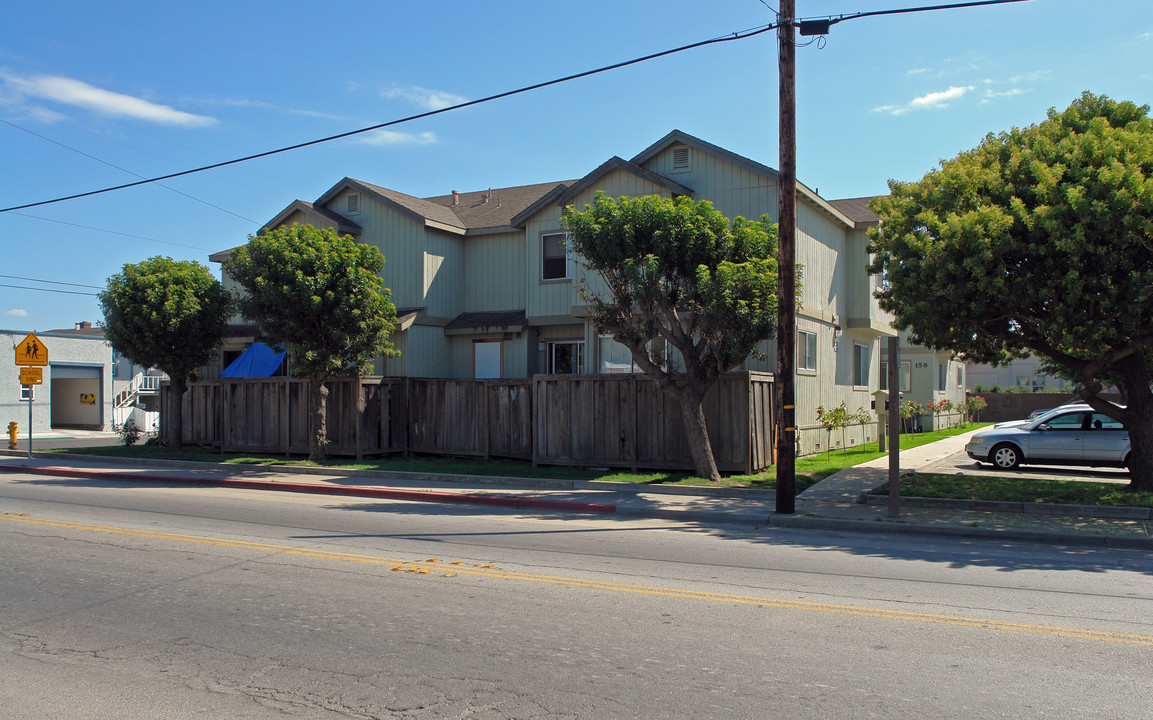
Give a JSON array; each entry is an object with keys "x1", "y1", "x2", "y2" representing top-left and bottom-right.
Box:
[
  {"x1": 560, "y1": 156, "x2": 693, "y2": 204},
  {"x1": 318, "y1": 178, "x2": 467, "y2": 234},
  {"x1": 426, "y1": 181, "x2": 578, "y2": 234},
  {"x1": 315, "y1": 178, "x2": 575, "y2": 236},
  {"x1": 259, "y1": 200, "x2": 363, "y2": 236},
  {"x1": 826, "y1": 196, "x2": 881, "y2": 227},
  {"x1": 510, "y1": 158, "x2": 692, "y2": 228},
  {"x1": 631, "y1": 130, "x2": 855, "y2": 228}
]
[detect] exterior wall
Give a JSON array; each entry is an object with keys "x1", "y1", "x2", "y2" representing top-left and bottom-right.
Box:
[
  {"x1": 525, "y1": 169, "x2": 673, "y2": 319},
  {"x1": 966, "y1": 355, "x2": 1070, "y2": 391},
  {"x1": 406, "y1": 325, "x2": 452, "y2": 378},
  {"x1": 639, "y1": 143, "x2": 779, "y2": 222},
  {"x1": 423, "y1": 230, "x2": 464, "y2": 318},
  {"x1": 882, "y1": 335, "x2": 968, "y2": 429},
  {"x1": 1, "y1": 330, "x2": 114, "y2": 433},
  {"x1": 464, "y1": 230, "x2": 526, "y2": 312},
  {"x1": 323, "y1": 189, "x2": 428, "y2": 310}
]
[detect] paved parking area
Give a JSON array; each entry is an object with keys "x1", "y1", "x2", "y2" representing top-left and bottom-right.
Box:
[{"x1": 918, "y1": 449, "x2": 1131, "y2": 485}]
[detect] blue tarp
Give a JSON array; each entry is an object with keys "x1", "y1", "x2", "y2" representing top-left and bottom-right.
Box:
[{"x1": 220, "y1": 342, "x2": 285, "y2": 378}]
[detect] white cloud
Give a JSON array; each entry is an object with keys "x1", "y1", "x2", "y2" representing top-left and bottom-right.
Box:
[
  {"x1": 905, "y1": 67, "x2": 929, "y2": 76},
  {"x1": 5, "y1": 309, "x2": 30, "y2": 317},
  {"x1": 1, "y1": 70, "x2": 217, "y2": 127},
  {"x1": 358, "y1": 130, "x2": 438, "y2": 146},
  {"x1": 382, "y1": 85, "x2": 466, "y2": 111},
  {"x1": 909, "y1": 86, "x2": 975, "y2": 109},
  {"x1": 986, "y1": 88, "x2": 1026, "y2": 100},
  {"x1": 1008, "y1": 70, "x2": 1050, "y2": 84},
  {"x1": 197, "y1": 97, "x2": 345, "y2": 121},
  {"x1": 873, "y1": 85, "x2": 975, "y2": 116}
]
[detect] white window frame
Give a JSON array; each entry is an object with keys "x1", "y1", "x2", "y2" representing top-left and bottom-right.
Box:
[
  {"x1": 880, "y1": 360, "x2": 912, "y2": 393},
  {"x1": 541, "y1": 232, "x2": 571, "y2": 281},
  {"x1": 797, "y1": 329, "x2": 817, "y2": 372},
  {"x1": 853, "y1": 343, "x2": 869, "y2": 388},
  {"x1": 546, "y1": 340, "x2": 585, "y2": 374}
]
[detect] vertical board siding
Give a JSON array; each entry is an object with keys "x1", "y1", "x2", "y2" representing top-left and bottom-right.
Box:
[{"x1": 464, "y1": 231, "x2": 527, "y2": 311}]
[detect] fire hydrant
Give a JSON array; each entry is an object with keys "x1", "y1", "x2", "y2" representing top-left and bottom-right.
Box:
[{"x1": 7, "y1": 421, "x2": 17, "y2": 450}]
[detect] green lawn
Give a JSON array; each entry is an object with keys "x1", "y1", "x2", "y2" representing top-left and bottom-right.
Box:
[
  {"x1": 874, "y1": 474, "x2": 1153, "y2": 509},
  {"x1": 51, "y1": 423, "x2": 988, "y2": 491}
]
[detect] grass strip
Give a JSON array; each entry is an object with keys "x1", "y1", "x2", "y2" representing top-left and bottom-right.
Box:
[
  {"x1": 50, "y1": 424, "x2": 988, "y2": 492},
  {"x1": 874, "y1": 473, "x2": 1153, "y2": 508}
]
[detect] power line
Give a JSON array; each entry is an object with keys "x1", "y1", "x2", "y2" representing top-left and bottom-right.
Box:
[
  {"x1": 0, "y1": 117, "x2": 259, "y2": 223},
  {"x1": 9, "y1": 212, "x2": 212, "y2": 251},
  {"x1": 0, "y1": 23, "x2": 779, "y2": 214},
  {"x1": 0, "y1": 274, "x2": 103, "y2": 289},
  {"x1": 0, "y1": 283, "x2": 100, "y2": 297}
]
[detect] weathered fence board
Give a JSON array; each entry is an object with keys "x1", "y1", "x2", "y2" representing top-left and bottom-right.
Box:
[
  {"x1": 532, "y1": 371, "x2": 774, "y2": 473},
  {"x1": 165, "y1": 372, "x2": 774, "y2": 473}
]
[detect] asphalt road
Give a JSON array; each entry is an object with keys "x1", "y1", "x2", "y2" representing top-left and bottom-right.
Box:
[{"x1": 2, "y1": 471, "x2": 1152, "y2": 719}]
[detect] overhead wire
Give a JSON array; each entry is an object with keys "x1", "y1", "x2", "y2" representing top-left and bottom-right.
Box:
[
  {"x1": 0, "y1": 283, "x2": 99, "y2": 297},
  {"x1": 0, "y1": 23, "x2": 779, "y2": 214},
  {"x1": 0, "y1": 117, "x2": 259, "y2": 223},
  {"x1": 0, "y1": 274, "x2": 103, "y2": 289},
  {"x1": 0, "y1": 0, "x2": 1029, "y2": 217},
  {"x1": 9, "y1": 212, "x2": 213, "y2": 251}
]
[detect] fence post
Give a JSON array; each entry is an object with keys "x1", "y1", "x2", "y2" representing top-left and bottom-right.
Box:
[{"x1": 483, "y1": 381, "x2": 491, "y2": 460}]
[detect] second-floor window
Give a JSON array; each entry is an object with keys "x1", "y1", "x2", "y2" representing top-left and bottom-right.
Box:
[
  {"x1": 542, "y1": 232, "x2": 570, "y2": 281},
  {"x1": 853, "y1": 343, "x2": 869, "y2": 387},
  {"x1": 797, "y1": 329, "x2": 817, "y2": 371}
]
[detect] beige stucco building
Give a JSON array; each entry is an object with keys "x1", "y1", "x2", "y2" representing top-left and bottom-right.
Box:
[{"x1": 209, "y1": 130, "x2": 896, "y2": 443}]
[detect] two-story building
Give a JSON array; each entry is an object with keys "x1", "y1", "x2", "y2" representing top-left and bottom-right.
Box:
[{"x1": 209, "y1": 130, "x2": 896, "y2": 441}]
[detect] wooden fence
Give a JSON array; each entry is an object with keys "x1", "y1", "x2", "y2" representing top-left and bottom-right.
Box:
[{"x1": 163, "y1": 371, "x2": 775, "y2": 473}]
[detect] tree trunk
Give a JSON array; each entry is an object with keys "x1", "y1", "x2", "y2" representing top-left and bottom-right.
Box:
[
  {"x1": 1118, "y1": 359, "x2": 1153, "y2": 493},
  {"x1": 676, "y1": 390, "x2": 720, "y2": 482},
  {"x1": 169, "y1": 376, "x2": 186, "y2": 453},
  {"x1": 309, "y1": 376, "x2": 329, "y2": 463}
]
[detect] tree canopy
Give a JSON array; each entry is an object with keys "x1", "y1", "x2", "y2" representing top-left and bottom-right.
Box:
[
  {"x1": 223, "y1": 224, "x2": 399, "y2": 461},
  {"x1": 562, "y1": 192, "x2": 780, "y2": 481},
  {"x1": 868, "y1": 92, "x2": 1153, "y2": 490},
  {"x1": 99, "y1": 256, "x2": 232, "y2": 451}
]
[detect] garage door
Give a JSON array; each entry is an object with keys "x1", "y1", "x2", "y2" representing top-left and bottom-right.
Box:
[{"x1": 51, "y1": 364, "x2": 103, "y2": 428}]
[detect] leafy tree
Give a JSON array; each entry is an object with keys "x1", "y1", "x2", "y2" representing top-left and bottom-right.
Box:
[
  {"x1": 868, "y1": 92, "x2": 1153, "y2": 490},
  {"x1": 99, "y1": 257, "x2": 231, "y2": 452},
  {"x1": 223, "y1": 224, "x2": 399, "y2": 462},
  {"x1": 562, "y1": 193, "x2": 781, "y2": 481}
]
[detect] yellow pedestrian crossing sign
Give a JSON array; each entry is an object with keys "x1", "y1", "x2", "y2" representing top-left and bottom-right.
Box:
[{"x1": 15, "y1": 333, "x2": 48, "y2": 366}]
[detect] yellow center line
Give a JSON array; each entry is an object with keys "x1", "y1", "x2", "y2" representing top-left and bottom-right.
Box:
[{"x1": 6, "y1": 513, "x2": 1152, "y2": 646}]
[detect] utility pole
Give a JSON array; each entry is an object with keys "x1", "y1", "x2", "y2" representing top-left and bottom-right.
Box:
[{"x1": 775, "y1": 0, "x2": 797, "y2": 514}]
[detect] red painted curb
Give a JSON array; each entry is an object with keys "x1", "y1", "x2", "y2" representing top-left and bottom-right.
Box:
[{"x1": 1, "y1": 465, "x2": 618, "y2": 514}]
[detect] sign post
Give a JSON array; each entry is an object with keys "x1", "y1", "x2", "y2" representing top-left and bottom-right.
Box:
[{"x1": 15, "y1": 333, "x2": 48, "y2": 460}]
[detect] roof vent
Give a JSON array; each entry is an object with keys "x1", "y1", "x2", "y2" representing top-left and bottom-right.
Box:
[
  {"x1": 452, "y1": 190, "x2": 459, "y2": 206},
  {"x1": 672, "y1": 146, "x2": 690, "y2": 171},
  {"x1": 346, "y1": 193, "x2": 360, "y2": 214}
]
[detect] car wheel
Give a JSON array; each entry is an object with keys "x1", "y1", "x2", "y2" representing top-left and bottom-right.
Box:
[{"x1": 991, "y1": 443, "x2": 1021, "y2": 470}]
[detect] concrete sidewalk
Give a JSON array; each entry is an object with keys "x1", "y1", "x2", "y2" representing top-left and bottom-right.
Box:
[{"x1": 1, "y1": 434, "x2": 1150, "y2": 550}]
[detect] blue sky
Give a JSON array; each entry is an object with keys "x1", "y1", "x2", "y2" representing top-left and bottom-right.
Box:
[{"x1": 2, "y1": 0, "x2": 1151, "y2": 332}]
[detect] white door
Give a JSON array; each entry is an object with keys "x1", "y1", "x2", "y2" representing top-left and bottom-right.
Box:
[{"x1": 474, "y1": 341, "x2": 501, "y2": 379}]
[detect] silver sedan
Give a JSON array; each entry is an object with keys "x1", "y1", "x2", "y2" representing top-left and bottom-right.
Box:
[{"x1": 965, "y1": 404, "x2": 1130, "y2": 471}]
